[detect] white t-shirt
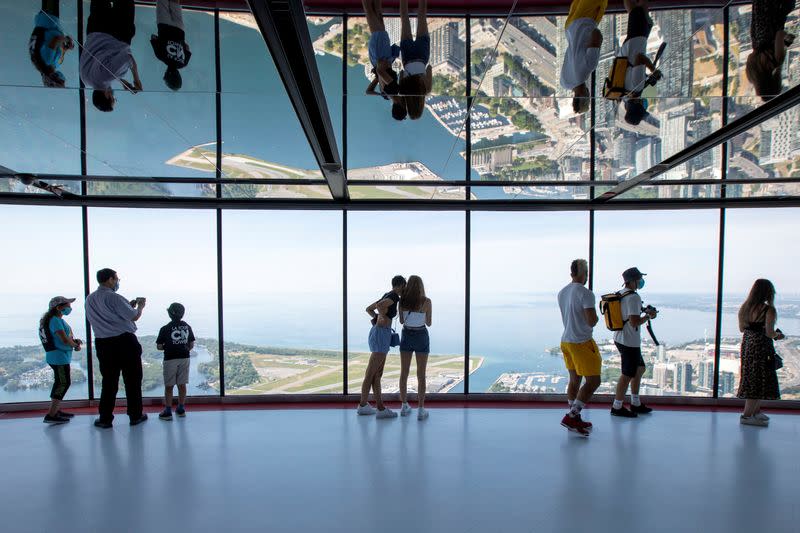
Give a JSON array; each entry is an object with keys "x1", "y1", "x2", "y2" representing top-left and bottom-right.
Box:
[
  {"x1": 80, "y1": 32, "x2": 132, "y2": 90},
  {"x1": 560, "y1": 18, "x2": 601, "y2": 90},
  {"x1": 557, "y1": 282, "x2": 596, "y2": 343},
  {"x1": 614, "y1": 291, "x2": 643, "y2": 347},
  {"x1": 619, "y1": 36, "x2": 647, "y2": 94}
]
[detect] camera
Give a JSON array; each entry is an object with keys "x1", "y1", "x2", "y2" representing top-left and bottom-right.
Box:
[{"x1": 642, "y1": 304, "x2": 658, "y2": 318}]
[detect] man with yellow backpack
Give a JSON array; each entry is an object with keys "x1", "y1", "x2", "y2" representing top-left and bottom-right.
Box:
[
  {"x1": 603, "y1": 267, "x2": 658, "y2": 418},
  {"x1": 603, "y1": 0, "x2": 663, "y2": 126}
]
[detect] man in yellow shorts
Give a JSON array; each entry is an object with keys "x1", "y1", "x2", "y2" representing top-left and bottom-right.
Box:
[
  {"x1": 560, "y1": 0, "x2": 608, "y2": 113},
  {"x1": 557, "y1": 259, "x2": 601, "y2": 436}
]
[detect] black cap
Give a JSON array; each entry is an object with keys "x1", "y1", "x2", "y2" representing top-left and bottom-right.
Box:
[
  {"x1": 624, "y1": 100, "x2": 648, "y2": 125},
  {"x1": 622, "y1": 267, "x2": 646, "y2": 283}
]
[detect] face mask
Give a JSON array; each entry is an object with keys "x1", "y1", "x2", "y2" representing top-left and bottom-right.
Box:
[
  {"x1": 113, "y1": 281, "x2": 120, "y2": 292},
  {"x1": 61, "y1": 307, "x2": 72, "y2": 316},
  {"x1": 637, "y1": 279, "x2": 646, "y2": 290}
]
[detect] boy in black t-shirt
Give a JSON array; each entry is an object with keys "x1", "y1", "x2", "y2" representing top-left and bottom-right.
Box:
[
  {"x1": 157, "y1": 302, "x2": 195, "y2": 420},
  {"x1": 150, "y1": 0, "x2": 191, "y2": 91}
]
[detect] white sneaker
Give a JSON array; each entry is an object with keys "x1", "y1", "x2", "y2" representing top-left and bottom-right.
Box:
[
  {"x1": 357, "y1": 403, "x2": 377, "y2": 415},
  {"x1": 400, "y1": 403, "x2": 413, "y2": 417},
  {"x1": 376, "y1": 407, "x2": 398, "y2": 419},
  {"x1": 417, "y1": 407, "x2": 429, "y2": 420},
  {"x1": 754, "y1": 412, "x2": 770, "y2": 421},
  {"x1": 740, "y1": 415, "x2": 768, "y2": 427}
]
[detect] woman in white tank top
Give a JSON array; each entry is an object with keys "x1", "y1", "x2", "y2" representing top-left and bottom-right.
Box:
[{"x1": 398, "y1": 275, "x2": 433, "y2": 420}]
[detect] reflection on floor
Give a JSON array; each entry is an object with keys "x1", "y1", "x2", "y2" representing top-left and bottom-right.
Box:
[{"x1": 1, "y1": 407, "x2": 797, "y2": 533}]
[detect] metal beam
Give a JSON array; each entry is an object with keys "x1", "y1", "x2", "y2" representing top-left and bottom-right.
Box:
[
  {"x1": 6, "y1": 172, "x2": 800, "y2": 189},
  {"x1": 3, "y1": 191, "x2": 800, "y2": 211},
  {"x1": 245, "y1": 0, "x2": 347, "y2": 199},
  {"x1": 596, "y1": 84, "x2": 800, "y2": 202}
]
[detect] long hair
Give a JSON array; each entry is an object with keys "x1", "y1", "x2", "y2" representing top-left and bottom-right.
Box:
[
  {"x1": 401, "y1": 275, "x2": 426, "y2": 311},
  {"x1": 740, "y1": 278, "x2": 776, "y2": 322},
  {"x1": 746, "y1": 51, "x2": 782, "y2": 102},
  {"x1": 39, "y1": 307, "x2": 60, "y2": 335},
  {"x1": 399, "y1": 76, "x2": 427, "y2": 120}
]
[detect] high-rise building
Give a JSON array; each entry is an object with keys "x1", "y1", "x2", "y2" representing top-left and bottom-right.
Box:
[
  {"x1": 698, "y1": 360, "x2": 715, "y2": 389},
  {"x1": 758, "y1": 107, "x2": 800, "y2": 166},
  {"x1": 430, "y1": 22, "x2": 465, "y2": 74},
  {"x1": 653, "y1": 11, "x2": 694, "y2": 98},
  {"x1": 720, "y1": 371, "x2": 736, "y2": 397},
  {"x1": 675, "y1": 362, "x2": 694, "y2": 394}
]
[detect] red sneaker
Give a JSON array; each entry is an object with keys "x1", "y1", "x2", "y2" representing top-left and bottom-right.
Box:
[
  {"x1": 561, "y1": 414, "x2": 590, "y2": 436},
  {"x1": 574, "y1": 413, "x2": 593, "y2": 430}
]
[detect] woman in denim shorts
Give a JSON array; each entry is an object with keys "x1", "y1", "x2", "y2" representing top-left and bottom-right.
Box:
[
  {"x1": 358, "y1": 275, "x2": 406, "y2": 419},
  {"x1": 362, "y1": 0, "x2": 406, "y2": 120},
  {"x1": 399, "y1": 0, "x2": 432, "y2": 119},
  {"x1": 398, "y1": 275, "x2": 432, "y2": 420}
]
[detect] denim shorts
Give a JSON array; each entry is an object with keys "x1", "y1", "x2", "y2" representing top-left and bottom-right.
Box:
[
  {"x1": 400, "y1": 35, "x2": 430, "y2": 65},
  {"x1": 400, "y1": 327, "x2": 429, "y2": 353},
  {"x1": 368, "y1": 31, "x2": 400, "y2": 67},
  {"x1": 368, "y1": 325, "x2": 392, "y2": 353}
]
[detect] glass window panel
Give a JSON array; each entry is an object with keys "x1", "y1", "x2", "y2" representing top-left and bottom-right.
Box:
[
  {"x1": 471, "y1": 17, "x2": 559, "y2": 98},
  {"x1": 721, "y1": 208, "x2": 800, "y2": 399},
  {"x1": 85, "y1": 4, "x2": 216, "y2": 196},
  {"x1": 347, "y1": 16, "x2": 467, "y2": 183},
  {"x1": 308, "y1": 15, "x2": 344, "y2": 140},
  {"x1": 222, "y1": 182, "x2": 333, "y2": 199},
  {"x1": 88, "y1": 208, "x2": 218, "y2": 398},
  {"x1": 470, "y1": 96, "x2": 591, "y2": 197},
  {"x1": 470, "y1": 212, "x2": 589, "y2": 393},
  {"x1": 726, "y1": 102, "x2": 800, "y2": 197},
  {"x1": 348, "y1": 212, "x2": 465, "y2": 393},
  {"x1": 0, "y1": 205, "x2": 86, "y2": 403},
  {"x1": 348, "y1": 184, "x2": 466, "y2": 200},
  {"x1": 222, "y1": 211, "x2": 343, "y2": 394},
  {"x1": 728, "y1": 4, "x2": 800, "y2": 100},
  {"x1": 594, "y1": 210, "x2": 720, "y2": 397},
  {"x1": 0, "y1": 2, "x2": 80, "y2": 182},
  {"x1": 346, "y1": 94, "x2": 467, "y2": 182},
  {"x1": 594, "y1": 10, "x2": 724, "y2": 191},
  {"x1": 473, "y1": 185, "x2": 594, "y2": 200},
  {"x1": 220, "y1": 12, "x2": 328, "y2": 191}
]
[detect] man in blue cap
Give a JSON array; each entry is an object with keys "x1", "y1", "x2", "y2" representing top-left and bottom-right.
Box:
[{"x1": 611, "y1": 266, "x2": 657, "y2": 417}]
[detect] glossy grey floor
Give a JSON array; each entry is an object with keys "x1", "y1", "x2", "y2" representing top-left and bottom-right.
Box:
[{"x1": 1, "y1": 407, "x2": 798, "y2": 533}]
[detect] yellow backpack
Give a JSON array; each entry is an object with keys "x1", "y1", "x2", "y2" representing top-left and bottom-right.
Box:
[
  {"x1": 599, "y1": 290, "x2": 634, "y2": 331},
  {"x1": 602, "y1": 57, "x2": 629, "y2": 101}
]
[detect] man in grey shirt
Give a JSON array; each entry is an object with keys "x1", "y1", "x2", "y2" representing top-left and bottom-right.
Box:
[
  {"x1": 85, "y1": 268, "x2": 147, "y2": 428},
  {"x1": 80, "y1": 0, "x2": 142, "y2": 112}
]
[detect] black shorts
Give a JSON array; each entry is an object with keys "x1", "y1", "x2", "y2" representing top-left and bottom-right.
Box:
[
  {"x1": 87, "y1": 0, "x2": 136, "y2": 44},
  {"x1": 625, "y1": 6, "x2": 653, "y2": 41},
  {"x1": 615, "y1": 342, "x2": 645, "y2": 378}
]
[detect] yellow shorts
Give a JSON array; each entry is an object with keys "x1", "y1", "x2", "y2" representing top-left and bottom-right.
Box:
[
  {"x1": 561, "y1": 339, "x2": 602, "y2": 377},
  {"x1": 565, "y1": 0, "x2": 608, "y2": 27}
]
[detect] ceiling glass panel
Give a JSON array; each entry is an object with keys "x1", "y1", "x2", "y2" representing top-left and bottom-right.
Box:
[
  {"x1": 84, "y1": 3, "x2": 216, "y2": 197},
  {"x1": 219, "y1": 11, "x2": 328, "y2": 196},
  {"x1": 0, "y1": 2, "x2": 80, "y2": 184}
]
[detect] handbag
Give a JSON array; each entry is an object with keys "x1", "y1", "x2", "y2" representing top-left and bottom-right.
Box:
[{"x1": 390, "y1": 317, "x2": 400, "y2": 347}]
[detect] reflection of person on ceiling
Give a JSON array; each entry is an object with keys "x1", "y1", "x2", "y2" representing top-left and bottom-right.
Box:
[
  {"x1": 398, "y1": 0, "x2": 432, "y2": 120},
  {"x1": 746, "y1": 0, "x2": 796, "y2": 102},
  {"x1": 362, "y1": 0, "x2": 406, "y2": 121},
  {"x1": 617, "y1": 0, "x2": 661, "y2": 126},
  {"x1": 80, "y1": 0, "x2": 142, "y2": 112},
  {"x1": 560, "y1": 0, "x2": 607, "y2": 114},
  {"x1": 29, "y1": 0, "x2": 75, "y2": 88},
  {"x1": 150, "y1": 0, "x2": 192, "y2": 91}
]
